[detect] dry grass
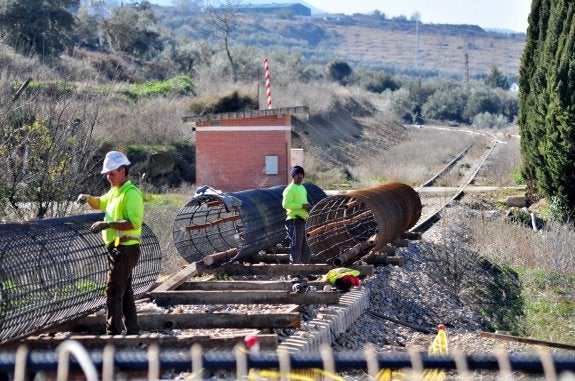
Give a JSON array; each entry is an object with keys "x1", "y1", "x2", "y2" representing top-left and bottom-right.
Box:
[
  {"x1": 470, "y1": 217, "x2": 575, "y2": 275},
  {"x1": 143, "y1": 187, "x2": 196, "y2": 276},
  {"x1": 479, "y1": 130, "x2": 522, "y2": 186},
  {"x1": 350, "y1": 126, "x2": 477, "y2": 187},
  {"x1": 95, "y1": 96, "x2": 195, "y2": 146},
  {"x1": 324, "y1": 25, "x2": 524, "y2": 78},
  {"x1": 467, "y1": 214, "x2": 575, "y2": 343},
  {"x1": 272, "y1": 80, "x2": 351, "y2": 114}
]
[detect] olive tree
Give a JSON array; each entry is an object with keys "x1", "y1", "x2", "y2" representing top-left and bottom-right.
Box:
[
  {"x1": 0, "y1": 0, "x2": 78, "y2": 59},
  {"x1": 101, "y1": 1, "x2": 161, "y2": 59},
  {"x1": 206, "y1": 0, "x2": 242, "y2": 83}
]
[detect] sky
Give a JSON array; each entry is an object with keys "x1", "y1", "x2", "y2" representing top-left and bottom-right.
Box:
[{"x1": 303, "y1": 0, "x2": 532, "y2": 33}]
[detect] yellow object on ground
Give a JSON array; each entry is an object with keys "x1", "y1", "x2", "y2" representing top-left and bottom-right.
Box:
[
  {"x1": 249, "y1": 368, "x2": 344, "y2": 380},
  {"x1": 377, "y1": 325, "x2": 448, "y2": 381},
  {"x1": 322, "y1": 267, "x2": 360, "y2": 283}
]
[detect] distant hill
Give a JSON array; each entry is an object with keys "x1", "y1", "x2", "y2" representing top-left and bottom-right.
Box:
[
  {"x1": 149, "y1": 2, "x2": 525, "y2": 79},
  {"x1": 145, "y1": 0, "x2": 322, "y2": 12}
]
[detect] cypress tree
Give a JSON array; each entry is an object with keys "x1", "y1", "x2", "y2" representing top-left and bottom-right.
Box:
[{"x1": 519, "y1": 0, "x2": 575, "y2": 219}]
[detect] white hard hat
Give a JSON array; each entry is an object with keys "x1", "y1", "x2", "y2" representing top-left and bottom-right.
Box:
[{"x1": 101, "y1": 151, "x2": 131, "y2": 174}]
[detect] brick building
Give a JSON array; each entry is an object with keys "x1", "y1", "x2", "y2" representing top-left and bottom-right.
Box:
[{"x1": 183, "y1": 107, "x2": 309, "y2": 192}]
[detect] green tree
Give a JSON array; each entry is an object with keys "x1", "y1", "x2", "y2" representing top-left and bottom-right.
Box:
[
  {"x1": 72, "y1": 6, "x2": 101, "y2": 50},
  {"x1": 101, "y1": 2, "x2": 161, "y2": 58},
  {"x1": 484, "y1": 65, "x2": 510, "y2": 89},
  {"x1": 0, "y1": 0, "x2": 78, "y2": 59},
  {"x1": 326, "y1": 60, "x2": 352, "y2": 83},
  {"x1": 422, "y1": 86, "x2": 468, "y2": 122},
  {"x1": 463, "y1": 87, "x2": 502, "y2": 122},
  {"x1": 518, "y1": 0, "x2": 575, "y2": 220}
]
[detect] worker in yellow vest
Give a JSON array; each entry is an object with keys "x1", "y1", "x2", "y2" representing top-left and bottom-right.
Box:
[
  {"x1": 77, "y1": 151, "x2": 144, "y2": 335},
  {"x1": 282, "y1": 165, "x2": 312, "y2": 264}
]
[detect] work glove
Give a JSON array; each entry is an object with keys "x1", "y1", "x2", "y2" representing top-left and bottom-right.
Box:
[
  {"x1": 76, "y1": 194, "x2": 88, "y2": 204},
  {"x1": 90, "y1": 221, "x2": 110, "y2": 234}
]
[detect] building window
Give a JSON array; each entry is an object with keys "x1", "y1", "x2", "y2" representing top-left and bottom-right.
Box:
[{"x1": 264, "y1": 156, "x2": 278, "y2": 175}]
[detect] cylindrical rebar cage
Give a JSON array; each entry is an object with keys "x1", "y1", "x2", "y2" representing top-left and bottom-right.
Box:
[
  {"x1": 306, "y1": 182, "x2": 422, "y2": 263},
  {"x1": 0, "y1": 213, "x2": 161, "y2": 344},
  {"x1": 173, "y1": 184, "x2": 327, "y2": 264}
]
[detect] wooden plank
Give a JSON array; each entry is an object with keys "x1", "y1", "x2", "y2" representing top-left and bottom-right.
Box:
[
  {"x1": 196, "y1": 264, "x2": 374, "y2": 277},
  {"x1": 177, "y1": 280, "x2": 326, "y2": 291},
  {"x1": 150, "y1": 263, "x2": 198, "y2": 293},
  {"x1": 13, "y1": 333, "x2": 278, "y2": 350},
  {"x1": 54, "y1": 312, "x2": 301, "y2": 332},
  {"x1": 246, "y1": 253, "x2": 326, "y2": 264},
  {"x1": 203, "y1": 248, "x2": 238, "y2": 266},
  {"x1": 151, "y1": 290, "x2": 341, "y2": 306}
]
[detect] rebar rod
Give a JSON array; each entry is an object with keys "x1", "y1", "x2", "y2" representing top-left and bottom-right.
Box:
[
  {"x1": 173, "y1": 184, "x2": 326, "y2": 263},
  {"x1": 0, "y1": 213, "x2": 161, "y2": 344},
  {"x1": 306, "y1": 183, "x2": 422, "y2": 263}
]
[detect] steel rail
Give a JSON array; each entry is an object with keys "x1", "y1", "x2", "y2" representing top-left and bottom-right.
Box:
[
  {"x1": 410, "y1": 138, "x2": 499, "y2": 234},
  {"x1": 172, "y1": 184, "x2": 326, "y2": 264},
  {"x1": 0, "y1": 213, "x2": 161, "y2": 344},
  {"x1": 415, "y1": 143, "x2": 474, "y2": 190}
]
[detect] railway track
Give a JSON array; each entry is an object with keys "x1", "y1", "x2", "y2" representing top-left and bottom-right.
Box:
[
  {"x1": 0, "y1": 127, "x2": 522, "y2": 379},
  {"x1": 412, "y1": 127, "x2": 501, "y2": 234}
]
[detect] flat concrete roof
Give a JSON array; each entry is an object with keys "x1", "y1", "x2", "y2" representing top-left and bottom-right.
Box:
[{"x1": 182, "y1": 106, "x2": 309, "y2": 124}]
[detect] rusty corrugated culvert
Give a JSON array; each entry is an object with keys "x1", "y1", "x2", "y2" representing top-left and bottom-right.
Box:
[
  {"x1": 306, "y1": 182, "x2": 421, "y2": 264},
  {"x1": 0, "y1": 213, "x2": 161, "y2": 344},
  {"x1": 173, "y1": 184, "x2": 327, "y2": 265}
]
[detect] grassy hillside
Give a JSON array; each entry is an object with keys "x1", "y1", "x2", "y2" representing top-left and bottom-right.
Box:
[{"x1": 154, "y1": 6, "x2": 525, "y2": 80}]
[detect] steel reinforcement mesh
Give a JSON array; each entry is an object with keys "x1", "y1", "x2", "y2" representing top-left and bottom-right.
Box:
[
  {"x1": 0, "y1": 213, "x2": 161, "y2": 344},
  {"x1": 306, "y1": 182, "x2": 422, "y2": 263},
  {"x1": 173, "y1": 184, "x2": 327, "y2": 264}
]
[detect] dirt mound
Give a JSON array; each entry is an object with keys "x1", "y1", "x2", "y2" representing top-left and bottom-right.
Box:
[{"x1": 292, "y1": 98, "x2": 407, "y2": 168}]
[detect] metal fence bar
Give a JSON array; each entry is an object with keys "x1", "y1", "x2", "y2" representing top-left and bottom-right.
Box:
[
  {"x1": 0, "y1": 345, "x2": 573, "y2": 376},
  {"x1": 0, "y1": 213, "x2": 161, "y2": 344}
]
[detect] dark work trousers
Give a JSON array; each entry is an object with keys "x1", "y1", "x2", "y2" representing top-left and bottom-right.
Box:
[
  {"x1": 105, "y1": 244, "x2": 141, "y2": 335},
  {"x1": 286, "y1": 219, "x2": 310, "y2": 264}
]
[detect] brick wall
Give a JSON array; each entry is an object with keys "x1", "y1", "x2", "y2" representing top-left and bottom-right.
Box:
[{"x1": 195, "y1": 115, "x2": 292, "y2": 191}]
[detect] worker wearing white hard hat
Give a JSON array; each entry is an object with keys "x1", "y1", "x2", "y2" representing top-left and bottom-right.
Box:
[
  {"x1": 77, "y1": 150, "x2": 144, "y2": 335},
  {"x1": 101, "y1": 150, "x2": 132, "y2": 174}
]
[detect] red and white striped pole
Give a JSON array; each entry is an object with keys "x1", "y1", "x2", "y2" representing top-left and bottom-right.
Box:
[{"x1": 263, "y1": 58, "x2": 272, "y2": 109}]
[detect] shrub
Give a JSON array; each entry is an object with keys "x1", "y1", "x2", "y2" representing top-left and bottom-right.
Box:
[
  {"x1": 187, "y1": 90, "x2": 257, "y2": 115},
  {"x1": 422, "y1": 86, "x2": 468, "y2": 122},
  {"x1": 472, "y1": 112, "x2": 508, "y2": 129},
  {"x1": 121, "y1": 75, "x2": 194, "y2": 100}
]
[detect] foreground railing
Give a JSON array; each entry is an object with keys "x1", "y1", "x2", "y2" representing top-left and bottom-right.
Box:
[{"x1": 0, "y1": 342, "x2": 574, "y2": 380}]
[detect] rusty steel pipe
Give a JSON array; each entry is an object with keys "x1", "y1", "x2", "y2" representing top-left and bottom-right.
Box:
[
  {"x1": 306, "y1": 182, "x2": 421, "y2": 263},
  {"x1": 173, "y1": 184, "x2": 326, "y2": 264},
  {"x1": 0, "y1": 213, "x2": 162, "y2": 344}
]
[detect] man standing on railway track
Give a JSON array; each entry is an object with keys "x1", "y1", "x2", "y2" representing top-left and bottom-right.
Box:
[
  {"x1": 282, "y1": 165, "x2": 312, "y2": 264},
  {"x1": 77, "y1": 150, "x2": 144, "y2": 335}
]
